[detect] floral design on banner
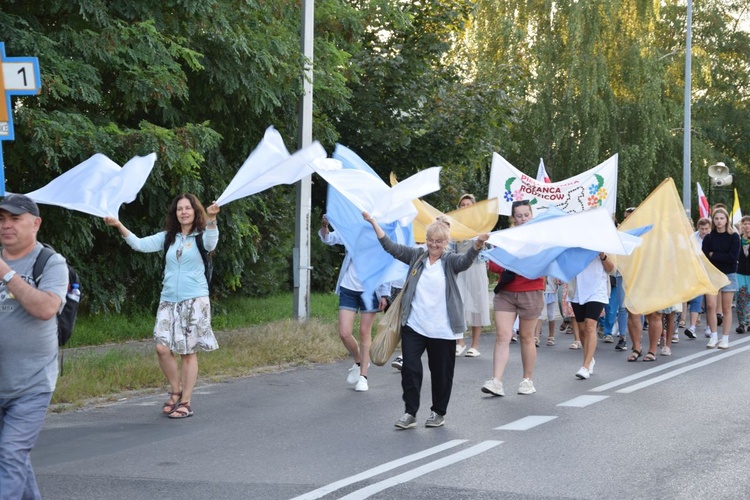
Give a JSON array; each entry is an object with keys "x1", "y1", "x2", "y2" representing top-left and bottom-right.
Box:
[{"x1": 586, "y1": 174, "x2": 608, "y2": 207}]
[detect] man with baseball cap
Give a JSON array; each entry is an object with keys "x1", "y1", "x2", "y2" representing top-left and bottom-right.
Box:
[{"x1": 0, "y1": 193, "x2": 68, "y2": 499}]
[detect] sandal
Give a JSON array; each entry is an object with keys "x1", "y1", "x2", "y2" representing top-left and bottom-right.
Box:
[
  {"x1": 627, "y1": 349, "x2": 642, "y2": 362},
  {"x1": 642, "y1": 351, "x2": 657, "y2": 362},
  {"x1": 546, "y1": 337, "x2": 556, "y2": 346},
  {"x1": 168, "y1": 401, "x2": 193, "y2": 419},
  {"x1": 569, "y1": 340, "x2": 582, "y2": 350},
  {"x1": 162, "y1": 391, "x2": 182, "y2": 415}
]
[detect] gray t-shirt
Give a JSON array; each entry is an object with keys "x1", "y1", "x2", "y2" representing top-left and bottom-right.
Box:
[{"x1": 0, "y1": 243, "x2": 68, "y2": 398}]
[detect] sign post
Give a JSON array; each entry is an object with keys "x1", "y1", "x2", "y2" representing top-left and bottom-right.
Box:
[{"x1": 0, "y1": 42, "x2": 42, "y2": 196}]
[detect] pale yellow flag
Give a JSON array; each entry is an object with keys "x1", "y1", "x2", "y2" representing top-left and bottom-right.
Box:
[
  {"x1": 390, "y1": 173, "x2": 498, "y2": 242},
  {"x1": 613, "y1": 178, "x2": 728, "y2": 314}
]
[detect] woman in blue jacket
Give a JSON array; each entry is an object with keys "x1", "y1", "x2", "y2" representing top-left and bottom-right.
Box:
[{"x1": 105, "y1": 193, "x2": 220, "y2": 418}]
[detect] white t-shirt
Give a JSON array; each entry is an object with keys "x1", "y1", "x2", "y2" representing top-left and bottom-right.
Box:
[
  {"x1": 570, "y1": 257, "x2": 609, "y2": 305},
  {"x1": 406, "y1": 258, "x2": 456, "y2": 339}
]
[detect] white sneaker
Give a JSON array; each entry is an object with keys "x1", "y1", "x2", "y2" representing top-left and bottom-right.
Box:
[
  {"x1": 704, "y1": 326, "x2": 712, "y2": 338},
  {"x1": 390, "y1": 356, "x2": 403, "y2": 370},
  {"x1": 671, "y1": 333, "x2": 679, "y2": 344},
  {"x1": 518, "y1": 378, "x2": 536, "y2": 395},
  {"x1": 456, "y1": 344, "x2": 467, "y2": 356},
  {"x1": 481, "y1": 378, "x2": 505, "y2": 396},
  {"x1": 575, "y1": 367, "x2": 590, "y2": 379},
  {"x1": 717, "y1": 337, "x2": 729, "y2": 350},
  {"x1": 706, "y1": 337, "x2": 718, "y2": 349},
  {"x1": 346, "y1": 363, "x2": 360, "y2": 384},
  {"x1": 355, "y1": 375, "x2": 369, "y2": 392},
  {"x1": 465, "y1": 348, "x2": 481, "y2": 358},
  {"x1": 660, "y1": 346, "x2": 672, "y2": 356}
]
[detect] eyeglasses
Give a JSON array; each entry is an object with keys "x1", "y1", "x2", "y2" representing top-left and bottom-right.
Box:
[{"x1": 426, "y1": 238, "x2": 446, "y2": 245}]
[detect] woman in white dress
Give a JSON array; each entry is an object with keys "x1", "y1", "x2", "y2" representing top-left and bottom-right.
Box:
[{"x1": 454, "y1": 194, "x2": 491, "y2": 357}]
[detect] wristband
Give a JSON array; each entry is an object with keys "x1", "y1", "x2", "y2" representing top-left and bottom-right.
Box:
[{"x1": 2, "y1": 270, "x2": 16, "y2": 285}]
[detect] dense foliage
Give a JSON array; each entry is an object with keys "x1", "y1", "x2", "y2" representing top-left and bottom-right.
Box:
[{"x1": 2, "y1": 0, "x2": 749, "y2": 314}]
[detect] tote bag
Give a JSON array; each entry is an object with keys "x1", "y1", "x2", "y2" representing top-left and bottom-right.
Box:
[{"x1": 370, "y1": 290, "x2": 404, "y2": 366}]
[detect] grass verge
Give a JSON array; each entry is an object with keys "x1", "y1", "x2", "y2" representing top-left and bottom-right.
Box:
[{"x1": 54, "y1": 291, "x2": 344, "y2": 411}]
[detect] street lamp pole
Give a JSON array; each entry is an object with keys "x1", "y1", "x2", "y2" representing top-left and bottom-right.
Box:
[
  {"x1": 682, "y1": 0, "x2": 693, "y2": 215},
  {"x1": 293, "y1": 0, "x2": 314, "y2": 320}
]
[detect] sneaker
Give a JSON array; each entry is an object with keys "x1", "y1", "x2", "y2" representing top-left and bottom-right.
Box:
[
  {"x1": 346, "y1": 363, "x2": 360, "y2": 384},
  {"x1": 425, "y1": 411, "x2": 445, "y2": 428},
  {"x1": 534, "y1": 336, "x2": 540, "y2": 347},
  {"x1": 511, "y1": 334, "x2": 518, "y2": 343},
  {"x1": 569, "y1": 340, "x2": 582, "y2": 350},
  {"x1": 481, "y1": 378, "x2": 505, "y2": 396},
  {"x1": 707, "y1": 337, "x2": 718, "y2": 349},
  {"x1": 394, "y1": 413, "x2": 417, "y2": 429},
  {"x1": 355, "y1": 375, "x2": 369, "y2": 392},
  {"x1": 465, "y1": 348, "x2": 481, "y2": 357},
  {"x1": 391, "y1": 356, "x2": 403, "y2": 370},
  {"x1": 615, "y1": 337, "x2": 627, "y2": 350},
  {"x1": 575, "y1": 367, "x2": 590, "y2": 379},
  {"x1": 736, "y1": 325, "x2": 746, "y2": 334},
  {"x1": 603, "y1": 335, "x2": 614, "y2": 343},
  {"x1": 456, "y1": 344, "x2": 467, "y2": 356},
  {"x1": 684, "y1": 326, "x2": 697, "y2": 339},
  {"x1": 518, "y1": 378, "x2": 536, "y2": 395},
  {"x1": 660, "y1": 346, "x2": 672, "y2": 356},
  {"x1": 704, "y1": 326, "x2": 711, "y2": 338},
  {"x1": 671, "y1": 333, "x2": 679, "y2": 344},
  {"x1": 717, "y1": 337, "x2": 729, "y2": 350},
  {"x1": 589, "y1": 358, "x2": 595, "y2": 375}
]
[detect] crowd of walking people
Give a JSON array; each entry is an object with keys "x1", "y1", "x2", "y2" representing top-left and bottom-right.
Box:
[{"x1": 318, "y1": 196, "x2": 745, "y2": 430}]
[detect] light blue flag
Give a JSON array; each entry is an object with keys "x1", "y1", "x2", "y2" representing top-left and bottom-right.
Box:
[
  {"x1": 483, "y1": 207, "x2": 652, "y2": 282},
  {"x1": 325, "y1": 145, "x2": 415, "y2": 296}
]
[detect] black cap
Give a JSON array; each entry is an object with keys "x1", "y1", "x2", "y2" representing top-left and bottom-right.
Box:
[{"x1": 0, "y1": 194, "x2": 40, "y2": 217}]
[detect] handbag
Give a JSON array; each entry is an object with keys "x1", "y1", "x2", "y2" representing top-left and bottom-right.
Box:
[
  {"x1": 370, "y1": 250, "x2": 424, "y2": 366},
  {"x1": 370, "y1": 290, "x2": 404, "y2": 366}
]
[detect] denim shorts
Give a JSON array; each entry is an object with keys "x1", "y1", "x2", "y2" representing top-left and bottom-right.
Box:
[
  {"x1": 721, "y1": 273, "x2": 738, "y2": 293},
  {"x1": 339, "y1": 286, "x2": 379, "y2": 313}
]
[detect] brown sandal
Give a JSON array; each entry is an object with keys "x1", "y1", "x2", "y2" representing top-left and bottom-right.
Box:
[
  {"x1": 168, "y1": 401, "x2": 193, "y2": 419},
  {"x1": 162, "y1": 392, "x2": 182, "y2": 415}
]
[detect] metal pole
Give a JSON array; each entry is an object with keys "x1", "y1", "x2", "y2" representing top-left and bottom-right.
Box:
[
  {"x1": 682, "y1": 0, "x2": 693, "y2": 215},
  {"x1": 293, "y1": 0, "x2": 314, "y2": 320}
]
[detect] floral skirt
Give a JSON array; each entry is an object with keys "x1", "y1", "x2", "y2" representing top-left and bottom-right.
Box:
[{"x1": 154, "y1": 296, "x2": 219, "y2": 355}]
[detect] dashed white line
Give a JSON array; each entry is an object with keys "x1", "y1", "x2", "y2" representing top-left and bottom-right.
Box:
[
  {"x1": 494, "y1": 415, "x2": 557, "y2": 430},
  {"x1": 290, "y1": 439, "x2": 468, "y2": 500},
  {"x1": 557, "y1": 395, "x2": 609, "y2": 407},
  {"x1": 337, "y1": 440, "x2": 503, "y2": 500}
]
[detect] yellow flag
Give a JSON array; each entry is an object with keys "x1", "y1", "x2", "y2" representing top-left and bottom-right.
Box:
[
  {"x1": 732, "y1": 188, "x2": 743, "y2": 226},
  {"x1": 390, "y1": 173, "x2": 499, "y2": 242},
  {"x1": 613, "y1": 178, "x2": 728, "y2": 314}
]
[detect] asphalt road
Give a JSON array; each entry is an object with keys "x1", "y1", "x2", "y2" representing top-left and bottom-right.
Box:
[{"x1": 35, "y1": 320, "x2": 750, "y2": 500}]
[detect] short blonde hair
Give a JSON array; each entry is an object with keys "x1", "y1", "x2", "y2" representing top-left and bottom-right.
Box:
[{"x1": 425, "y1": 219, "x2": 451, "y2": 242}]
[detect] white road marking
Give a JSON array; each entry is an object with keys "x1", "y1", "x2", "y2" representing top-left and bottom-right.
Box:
[
  {"x1": 589, "y1": 336, "x2": 750, "y2": 393},
  {"x1": 337, "y1": 440, "x2": 503, "y2": 500},
  {"x1": 290, "y1": 439, "x2": 468, "y2": 500},
  {"x1": 557, "y1": 395, "x2": 609, "y2": 407},
  {"x1": 617, "y1": 343, "x2": 750, "y2": 393},
  {"x1": 494, "y1": 415, "x2": 557, "y2": 430}
]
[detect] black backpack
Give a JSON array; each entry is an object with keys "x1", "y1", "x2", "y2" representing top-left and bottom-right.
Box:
[
  {"x1": 32, "y1": 244, "x2": 81, "y2": 347},
  {"x1": 162, "y1": 232, "x2": 213, "y2": 286}
]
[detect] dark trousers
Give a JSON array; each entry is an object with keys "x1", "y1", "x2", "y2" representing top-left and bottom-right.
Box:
[{"x1": 401, "y1": 325, "x2": 456, "y2": 417}]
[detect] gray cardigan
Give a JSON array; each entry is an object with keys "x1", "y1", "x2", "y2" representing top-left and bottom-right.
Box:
[{"x1": 379, "y1": 235, "x2": 481, "y2": 334}]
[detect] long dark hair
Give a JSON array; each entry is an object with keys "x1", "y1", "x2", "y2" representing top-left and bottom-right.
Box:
[{"x1": 163, "y1": 193, "x2": 207, "y2": 248}]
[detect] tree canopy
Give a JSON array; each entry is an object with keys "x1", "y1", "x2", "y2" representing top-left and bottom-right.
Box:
[{"x1": 2, "y1": 0, "x2": 749, "y2": 313}]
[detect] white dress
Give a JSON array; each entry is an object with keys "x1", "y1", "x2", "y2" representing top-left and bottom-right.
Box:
[{"x1": 455, "y1": 240, "x2": 491, "y2": 327}]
